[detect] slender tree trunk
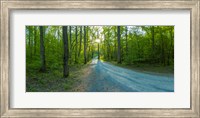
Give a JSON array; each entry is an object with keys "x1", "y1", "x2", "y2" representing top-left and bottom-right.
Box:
[
  {"x1": 98, "y1": 43, "x2": 100, "y2": 60},
  {"x1": 39, "y1": 26, "x2": 46, "y2": 72},
  {"x1": 29, "y1": 26, "x2": 32, "y2": 59},
  {"x1": 84, "y1": 26, "x2": 87, "y2": 64},
  {"x1": 78, "y1": 26, "x2": 82, "y2": 57},
  {"x1": 75, "y1": 26, "x2": 78, "y2": 64},
  {"x1": 137, "y1": 36, "x2": 140, "y2": 59},
  {"x1": 86, "y1": 26, "x2": 89, "y2": 62},
  {"x1": 151, "y1": 26, "x2": 155, "y2": 62},
  {"x1": 107, "y1": 30, "x2": 110, "y2": 60},
  {"x1": 114, "y1": 27, "x2": 117, "y2": 61},
  {"x1": 117, "y1": 26, "x2": 121, "y2": 64},
  {"x1": 91, "y1": 46, "x2": 94, "y2": 59},
  {"x1": 104, "y1": 34, "x2": 107, "y2": 60},
  {"x1": 114, "y1": 42, "x2": 116, "y2": 60},
  {"x1": 34, "y1": 26, "x2": 37, "y2": 55},
  {"x1": 63, "y1": 26, "x2": 69, "y2": 77},
  {"x1": 88, "y1": 46, "x2": 90, "y2": 61},
  {"x1": 91, "y1": 35, "x2": 94, "y2": 59},
  {"x1": 125, "y1": 26, "x2": 128, "y2": 56},
  {"x1": 69, "y1": 26, "x2": 72, "y2": 58},
  {"x1": 170, "y1": 27, "x2": 174, "y2": 63},
  {"x1": 56, "y1": 27, "x2": 60, "y2": 61}
]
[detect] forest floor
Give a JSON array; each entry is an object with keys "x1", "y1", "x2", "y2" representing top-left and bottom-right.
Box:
[
  {"x1": 26, "y1": 57, "x2": 174, "y2": 92},
  {"x1": 107, "y1": 61, "x2": 174, "y2": 77},
  {"x1": 26, "y1": 62, "x2": 91, "y2": 92}
]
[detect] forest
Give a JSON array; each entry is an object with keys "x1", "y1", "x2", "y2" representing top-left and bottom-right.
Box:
[{"x1": 26, "y1": 26, "x2": 174, "y2": 92}]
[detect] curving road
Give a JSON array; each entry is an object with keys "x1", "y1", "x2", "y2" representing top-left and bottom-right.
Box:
[{"x1": 86, "y1": 57, "x2": 174, "y2": 92}]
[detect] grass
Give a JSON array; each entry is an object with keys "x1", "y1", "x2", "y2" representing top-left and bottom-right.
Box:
[
  {"x1": 26, "y1": 63, "x2": 88, "y2": 92},
  {"x1": 107, "y1": 61, "x2": 174, "y2": 76}
]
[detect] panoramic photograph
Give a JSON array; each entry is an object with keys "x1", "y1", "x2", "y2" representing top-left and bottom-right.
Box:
[{"x1": 26, "y1": 26, "x2": 174, "y2": 92}]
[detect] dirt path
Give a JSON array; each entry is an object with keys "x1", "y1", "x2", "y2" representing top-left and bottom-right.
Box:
[{"x1": 73, "y1": 57, "x2": 174, "y2": 92}]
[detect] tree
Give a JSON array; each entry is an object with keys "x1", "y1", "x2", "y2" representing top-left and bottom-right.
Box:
[
  {"x1": 34, "y1": 26, "x2": 37, "y2": 55},
  {"x1": 117, "y1": 26, "x2": 121, "y2": 64},
  {"x1": 78, "y1": 26, "x2": 82, "y2": 57},
  {"x1": 39, "y1": 26, "x2": 46, "y2": 72},
  {"x1": 28, "y1": 26, "x2": 32, "y2": 59},
  {"x1": 69, "y1": 26, "x2": 72, "y2": 59},
  {"x1": 63, "y1": 26, "x2": 69, "y2": 77},
  {"x1": 75, "y1": 26, "x2": 78, "y2": 64},
  {"x1": 84, "y1": 26, "x2": 87, "y2": 64},
  {"x1": 151, "y1": 26, "x2": 155, "y2": 61},
  {"x1": 125, "y1": 26, "x2": 128, "y2": 57}
]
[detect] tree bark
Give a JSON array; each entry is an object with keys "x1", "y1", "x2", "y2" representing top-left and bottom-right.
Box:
[
  {"x1": 107, "y1": 29, "x2": 110, "y2": 60},
  {"x1": 29, "y1": 26, "x2": 32, "y2": 59},
  {"x1": 86, "y1": 26, "x2": 89, "y2": 62},
  {"x1": 84, "y1": 26, "x2": 87, "y2": 64},
  {"x1": 78, "y1": 26, "x2": 82, "y2": 57},
  {"x1": 63, "y1": 26, "x2": 69, "y2": 77},
  {"x1": 39, "y1": 26, "x2": 46, "y2": 72},
  {"x1": 151, "y1": 26, "x2": 155, "y2": 62},
  {"x1": 34, "y1": 26, "x2": 37, "y2": 55},
  {"x1": 98, "y1": 43, "x2": 100, "y2": 60},
  {"x1": 75, "y1": 26, "x2": 78, "y2": 64},
  {"x1": 69, "y1": 26, "x2": 72, "y2": 59},
  {"x1": 125, "y1": 26, "x2": 128, "y2": 56},
  {"x1": 117, "y1": 26, "x2": 121, "y2": 64}
]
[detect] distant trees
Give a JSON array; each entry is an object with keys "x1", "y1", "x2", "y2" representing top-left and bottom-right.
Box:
[
  {"x1": 26, "y1": 26, "x2": 174, "y2": 78},
  {"x1": 101, "y1": 26, "x2": 174, "y2": 66}
]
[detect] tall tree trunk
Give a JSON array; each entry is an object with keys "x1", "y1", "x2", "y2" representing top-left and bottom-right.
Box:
[
  {"x1": 39, "y1": 26, "x2": 46, "y2": 72},
  {"x1": 151, "y1": 26, "x2": 155, "y2": 62},
  {"x1": 107, "y1": 29, "x2": 110, "y2": 60},
  {"x1": 75, "y1": 26, "x2": 78, "y2": 64},
  {"x1": 117, "y1": 26, "x2": 121, "y2": 64},
  {"x1": 91, "y1": 35, "x2": 94, "y2": 59},
  {"x1": 86, "y1": 26, "x2": 89, "y2": 62},
  {"x1": 170, "y1": 27, "x2": 174, "y2": 63},
  {"x1": 78, "y1": 26, "x2": 82, "y2": 57},
  {"x1": 34, "y1": 26, "x2": 37, "y2": 55},
  {"x1": 91, "y1": 46, "x2": 94, "y2": 59},
  {"x1": 84, "y1": 26, "x2": 87, "y2": 64},
  {"x1": 98, "y1": 44, "x2": 100, "y2": 60},
  {"x1": 88, "y1": 46, "x2": 90, "y2": 61},
  {"x1": 114, "y1": 27, "x2": 117, "y2": 61},
  {"x1": 29, "y1": 26, "x2": 32, "y2": 59},
  {"x1": 63, "y1": 26, "x2": 69, "y2": 77},
  {"x1": 69, "y1": 26, "x2": 72, "y2": 58},
  {"x1": 56, "y1": 27, "x2": 60, "y2": 61},
  {"x1": 125, "y1": 26, "x2": 128, "y2": 56},
  {"x1": 104, "y1": 34, "x2": 107, "y2": 60}
]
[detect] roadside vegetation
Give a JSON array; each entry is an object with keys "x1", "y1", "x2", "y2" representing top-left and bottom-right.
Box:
[{"x1": 26, "y1": 26, "x2": 174, "y2": 92}]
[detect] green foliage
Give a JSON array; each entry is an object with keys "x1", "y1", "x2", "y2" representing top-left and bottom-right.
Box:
[
  {"x1": 26, "y1": 25, "x2": 174, "y2": 92},
  {"x1": 101, "y1": 26, "x2": 174, "y2": 66}
]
